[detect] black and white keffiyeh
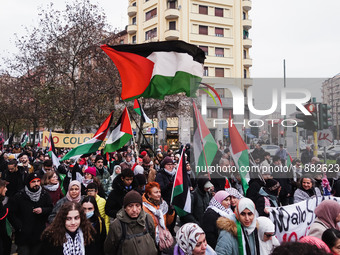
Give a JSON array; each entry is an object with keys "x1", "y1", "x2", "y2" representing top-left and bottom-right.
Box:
[
  {"x1": 206, "y1": 197, "x2": 235, "y2": 220},
  {"x1": 63, "y1": 229, "x2": 85, "y2": 255}
]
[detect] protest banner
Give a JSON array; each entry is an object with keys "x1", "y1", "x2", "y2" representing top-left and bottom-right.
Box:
[
  {"x1": 42, "y1": 131, "x2": 94, "y2": 148},
  {"x1": 269, "y1": 196, "x2": 340, "y2": 243}
]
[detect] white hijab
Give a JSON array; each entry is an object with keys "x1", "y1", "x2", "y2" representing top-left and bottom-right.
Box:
[
  {"x1": 257, "y1": 217, "x2": 280, "y2": 255},
  {"x1": 235, "y1": 198, "x2": 257, "y2": 234}
]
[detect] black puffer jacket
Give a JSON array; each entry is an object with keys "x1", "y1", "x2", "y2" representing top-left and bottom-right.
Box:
[{"x1": 155, "y1": 169, "x2": 175, "y2": 205}]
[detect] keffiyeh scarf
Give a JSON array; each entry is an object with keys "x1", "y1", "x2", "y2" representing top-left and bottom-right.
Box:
[
  {"x1": 206, "y1": 197, "x2": 235, "y2": 220},
  {"x1": 63, "y1": 229, "x2": 85, "y2": 255}
]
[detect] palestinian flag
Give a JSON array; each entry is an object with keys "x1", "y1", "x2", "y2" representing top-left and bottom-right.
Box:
[
  {"x1": 101, "y1": 40, "x2": 205, "y2": 101},
  {"x1": 286, "y1": 153, "x2": 293, "y2": 168},
  {"x1": 20, "y1": 132, "x2": 28, "y2": 148},
  {"x1": 104, "y1": 107, "x2": 133, "y2": 153},
  {"x1": 228, "y1": 114, "x2": 249, "y2": 194},
  {"x1": 133, "y1": 99, "x2": 152, "y2": 123},
  {"x1": 4, "y1": 134, "x2": 14, "y2": 146},
  {"x1": 47, "y1": 130, "x2": 60, "y2": 168},
  {"x1": 171, "y1": 148, "x2": 191, "y2": 217},
  {"x1": 61, "y1": 111, "x2": 113, "y2": 161},
  {"x1": 193, "y1": 101, "x2": 218, "y2": 175}
]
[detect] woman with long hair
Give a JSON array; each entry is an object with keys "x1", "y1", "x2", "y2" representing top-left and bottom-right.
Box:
[
  {"x1": 81, "y1": 196, "x2": 106, "y2": 255},
  {"x1": 40, "y1": 201, "x2": 96, "y2": 254},
  {"x1": 41, "y1": 170, "x2": 64, "y2": 205},
  {"x1": 294, "y1": 175, "x2": 322, "y2": 203}
]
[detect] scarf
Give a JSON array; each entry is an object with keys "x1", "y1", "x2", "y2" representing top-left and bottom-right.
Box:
[
  {"x1": 24, "y1": 186, "x2": 42, "y2": 202},
  {"x1": 257, "y1": 217, "x2": 280, "y2": 255},
  {"x1": 236, "y1": 220, "x2": 260, "y2": 255},
  {"x1": 175, "y1": 223, "x2": 205, "y2": 255},
  {"x1": 44, "y1": 183, "x2": 60, "y2": 192},
  {"x1": 259, "y1": 188, "x2": 278, "y2": 207},
  {"x1": 315, "y1": 200, "x2": 340, "y2": 230},
  {"x1": 164, "y1": 168, "x2": 176, "y2": 176},
  {"x1": 63, "y1": 228, "x2": 85, "y2": 255},
  {"x1": 66, "y1": 180, "x2": 81, "y2": 203},
  {"x1": 143, "y1": 199, "x2": 168, "y2": 244},
  {"x1": 82, "y1": 179, "x2": 93, "y2": 188},
  {"x1": 225, "y1": 187, "x2": 244, "y2": 199},
  {"x1": 206, "y1": 197, "x2": 235, "y2": 220}
]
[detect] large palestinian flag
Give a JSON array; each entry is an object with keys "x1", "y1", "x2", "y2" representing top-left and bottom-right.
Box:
[
  {"x1": 61, "y1": 111, "x2": 113, "y2": 161},
  {"x1": 171, "y1": 148, "x2": 191, "y2": 217},
  {"x1": 193, "y1": 101, "x2": 218, "y2": 174},
  {"x1": 228, "y1": 114, "x2": 250, "y2": 194},
  {"x1": 104, "y1": 107, "x2": 133, "y2": 153},
  {"x1": 101, "y1": 40, "x2": 205, "y2": 101}
]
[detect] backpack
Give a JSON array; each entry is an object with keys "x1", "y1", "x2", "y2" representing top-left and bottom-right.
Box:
[{"x1": 118, "y1": 216, "x2": 151, "y2": 254}]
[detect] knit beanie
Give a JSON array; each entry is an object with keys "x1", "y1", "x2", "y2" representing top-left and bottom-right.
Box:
[
  {"x1": 84, "y1": 167, "x2": 97, "y2": 177},
  {"x1": 161, "y1": 156, "x2": 173, "y2": 168},
  {"x1": 123, "y1": 190, "x2": 142, "y2": 208},
  {"x1": 25, "y1": 173, "x2": 40, "y2": 187}
]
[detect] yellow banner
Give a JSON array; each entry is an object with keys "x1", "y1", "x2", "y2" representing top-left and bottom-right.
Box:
[{"x1": 42, "y1": 131, "x2": 94, "y2": 148}]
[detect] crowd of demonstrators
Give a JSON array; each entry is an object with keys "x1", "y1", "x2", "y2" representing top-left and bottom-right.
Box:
[{"x1": 3, "y1": 141, "x2": 340, "y2": 255}]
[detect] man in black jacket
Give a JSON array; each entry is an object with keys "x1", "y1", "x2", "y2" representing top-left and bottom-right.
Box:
[
  {"x1": 9, "y1": 173, "x2": 53, "y2": 255},
  {"x1": 105, "y1": 168, "x2": 137, "y2": 219}
]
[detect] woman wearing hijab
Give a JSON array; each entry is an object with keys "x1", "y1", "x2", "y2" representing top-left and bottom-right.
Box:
[
  {"x1": 174, "y1": 223, "x2": 216, "y2": 255},
  {"x1": 225, "y1": 187, "x2": 243, "y2": 211},
  {"x1": 202, "y1": 190, "x2": 235, "y2": 249},
  {"x1": 257, "y1": 217, "x2": 280, "y2": 255},
  {"x1": 215, "y1": 198, "x2": 260, "y2": 255},
  {"x1": 48, "y1": 180, "x2": 83, "y2": 223},
  {"x1": 294, "y1": 176, "x2": 322, "y2": 203},
  {"x1": 308, "y1": 200, "x2": 340, "y2": 239},
  {"x1": 40, "y1": 202, "x2": 96, "y2": 255},
  {"x1": 254, "y1": 179, "x2": 281, "y2": 217}
]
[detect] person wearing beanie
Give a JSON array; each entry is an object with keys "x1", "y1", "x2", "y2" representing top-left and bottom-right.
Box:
[
  {"x1": 80, "y1": 167, "x2": 106, "y2": 199},
  {"x1": 254, "y1": 178, "x2": 281, "y2": 217},
  {"x1": 94, "y1": 155, "x2": 111, "y2": 197},
  {"x1": 9, "y1": 172, "x2": 53, "y2": 254},
  {"x1": 104, "y1": 190, "x2": 157, "y2": 255}
]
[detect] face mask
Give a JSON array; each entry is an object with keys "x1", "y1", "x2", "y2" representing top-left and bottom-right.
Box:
[{"x1": 86, "y1": 211, "x2": 94, "y2": 219}]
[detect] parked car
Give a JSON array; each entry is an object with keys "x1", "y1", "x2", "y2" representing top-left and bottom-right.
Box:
[
  {"x1": 260, "y1": 145, "x2": 280, "y2": 157},
  {"x1": 326, "y1": 146, "x2": 340, "y2": 159}
]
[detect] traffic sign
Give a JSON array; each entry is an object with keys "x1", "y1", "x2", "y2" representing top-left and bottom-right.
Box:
[
  {"x1": 159, "y1": 120, "x2": 167, "y2": 130},
  {"x1": 150, "y1": 127, "x2": 156, "y2": 134},
  {"x1": 317, "y1": 129, "x2": 333, "y2": 147}
]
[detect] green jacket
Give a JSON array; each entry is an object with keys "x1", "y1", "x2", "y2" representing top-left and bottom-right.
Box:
[{"x1": 104, "y1": 208, "x2": 158, "y2": 255}]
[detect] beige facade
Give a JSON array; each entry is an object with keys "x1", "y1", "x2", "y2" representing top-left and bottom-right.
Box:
[{"x1": 127, "y1": 0, "x2": 252, "y2": 144}]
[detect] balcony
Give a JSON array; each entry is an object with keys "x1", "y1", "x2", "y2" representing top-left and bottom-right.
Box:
[
  {"x1": 127, "y1": 24, "x2": 137, "y2": 34},
  {"x1": 243, "y1": 58, "x2": 253, "y2": 67},
  {"x1": 243, "y1": 38, "x2": 252, "y2": 48},
  {"x1": 243, "y1": 19, "x2": 252, "y2": 29},
  {"x1": 127, "y1": 6, "x2": 137, "y2": 17},
  {"x1": 165, "y1": 8, "x2": 180, "y2": 19},
  {"x1": 165, "y1": 29, "x2": 180, "y2": 40},
  {"x1": 242, "y1": 0, "x2": 252, "y2": 11}
]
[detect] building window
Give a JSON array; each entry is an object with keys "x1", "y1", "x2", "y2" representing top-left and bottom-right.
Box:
[
  {"x1": 132, "y1": 35, "x2": 136, "y2": 44},
  {"x1": 145, "y1": 8, "x2": 157, "y2": 21},
  {"x1": 199, "y1": 5, "x2": 208, "y2": 15},
  {"x1": 204, "y1": 67, "x2": 209, "y2": 76},
  {"x1": 199, "y1": 25, "x2": 208, "y2": 35},
  {"x1": 243, "y1": 12, "x2": 247, "y2": 20},
  {"x1": 215, "y1": 68, "x2": 224, "y2": 77},
  {"x1": 243, "y1": 50, "x2": 247, "y2": 59},
  {"x1": 215, "y1": 7, "x2": 223, "y2": 17},
  {"x1": 168, "y1": 0, "x2": 177, "y2": 9},
  {"x1": 244, "y1": 89, "x2": 247, "y2": 98},
  {"x1": 215, "y1": 27, "x2": 224, "y2": 37},
  {"x1": 132, "y1": 2, "x2": 136, "y2": 6},
  {"x1": 169, "y1": 21, "x2": 176, "y2": 30},
  {"x1": 244, "y1": 69, "x2": 247, "y2": 78},
  {"x1": 216, "y1": 88, "x2": 224, "y2": 98},
  {"x1": 145, "y1": 28, "x2": 157, "y2": 40},
  {"x1": 243, "y1": 30, "x2": 249, "y2": 39},
  {"x1": 208, "y1": 108, "x2": 218, "y2": 118},
  {"x1": 215, "y1": 48, "x2": 224, "y2": 57},
  {"x1": 199, "y1": 46, "x2": 208, "y2": 55},
  {"x1": 132, "y1": 17, "x2": 136, "y2": 25}
]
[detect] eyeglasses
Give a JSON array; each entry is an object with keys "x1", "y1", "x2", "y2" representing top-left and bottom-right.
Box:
[{"x1": 264, "y1": 233, "x2": 275, "y2": 237}]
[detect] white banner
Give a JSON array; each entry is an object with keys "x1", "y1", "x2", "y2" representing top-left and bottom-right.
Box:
[{"x1": 269, "y1": 196, "x2": 340, "y2": 242}]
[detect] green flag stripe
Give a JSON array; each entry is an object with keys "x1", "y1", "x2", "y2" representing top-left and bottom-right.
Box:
[
  {"x1": 173, "y1": 184, "x2": 184, "y2": 198},
  {"x1": 104, "y1": 133, "x2": 132, "y2": 153}
]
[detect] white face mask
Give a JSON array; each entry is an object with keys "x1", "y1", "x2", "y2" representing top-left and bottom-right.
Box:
[{"x1": 86, "y1": 211, "x2": 94, "y2": 219}]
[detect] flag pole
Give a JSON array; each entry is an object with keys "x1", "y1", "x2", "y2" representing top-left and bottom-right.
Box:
[{"x1": 193, "y1": 100, "x2": 211, "y2": 179}]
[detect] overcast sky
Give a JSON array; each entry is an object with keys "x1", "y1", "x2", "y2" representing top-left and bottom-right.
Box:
[{"x1": 1, "y1": 0, "x2": 339, "y2": 94}]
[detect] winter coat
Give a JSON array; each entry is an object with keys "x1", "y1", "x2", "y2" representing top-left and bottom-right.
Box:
[
  {"x1": 308, "y1": 217, "x2": 329, "y2": 239},
  {"x1": 1, "y1": 169, "x2": 26, "y2": 197},
  {"x1": 95, "y1": 195, "x2": 110, "y2": 234},
  {"x1": 191, "y1": 187, "x2": 211, "y2": 225},
  {"x1": 105, "y1": 174, "x2": 138, "y2": 218},
  {"x1": 43, "y1": 185, "x2": 64, "y2": 206},
  {"x1": 95, "y1": 167, "x2": 111, "y2": 197},
  {"x1": 202, "y1": 208, "x2": 221, "y2": 249},
  {"x1": 39, "y1": 230, "x2": 97, "y2": 255},
  {"x1": 254, "y1": 188, "x2": 279, "y2": 217},
  {"x1": 155, "y1": 169, "x2": 175, "y2": 205},
  {"x1": 48, "y1": 196, "x2": 85, "y2": 223},
  {"x1": 9, "y1": 188, "x2": 53, "y2": 245},
  {"x1": 0, "y1": 199, "x2": 11, "y2": 255},
  {"x1": 142, "y1": 194, "x2": 175, "y2": 229},
  {"x1": 246, "y1": 179, "x2": 265, "y2": 202},
  {"x1": 104, "y1": 208, "x2": 157, "y2": 255},
  {"x1": 293, "y1": 187, "x2": 322, "y2": 203},
  {"x1": 88, "y1": 214, "x2": 106, "y2": 255}
]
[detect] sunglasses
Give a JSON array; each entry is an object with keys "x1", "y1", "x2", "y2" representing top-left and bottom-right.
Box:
[{"x1": 264, "y1": 233, "x2": 275, "y2": 237}]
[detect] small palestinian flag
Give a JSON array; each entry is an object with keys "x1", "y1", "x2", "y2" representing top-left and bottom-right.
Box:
[
  {"x1": 101, "y1": 40, "x2": 205, "y2": 101},
  {"x1": 133, "y1": 99, "x2": 152, "y2": 123},
  {"x1": 20, "y1": 132, "x2": 28, "y2": 148},
  {"x1": 62, "y1": 111, "x2": 113, "y2": 161},
  {"x1": 171, "y1": 148, "x2": 191, "y2": 217},
  {"x1": 104, "y1": 107, "x2": 133, "y2": 153},
  {"x1": 48, "y1": 131, "x2": 60, "y2": 168}
]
